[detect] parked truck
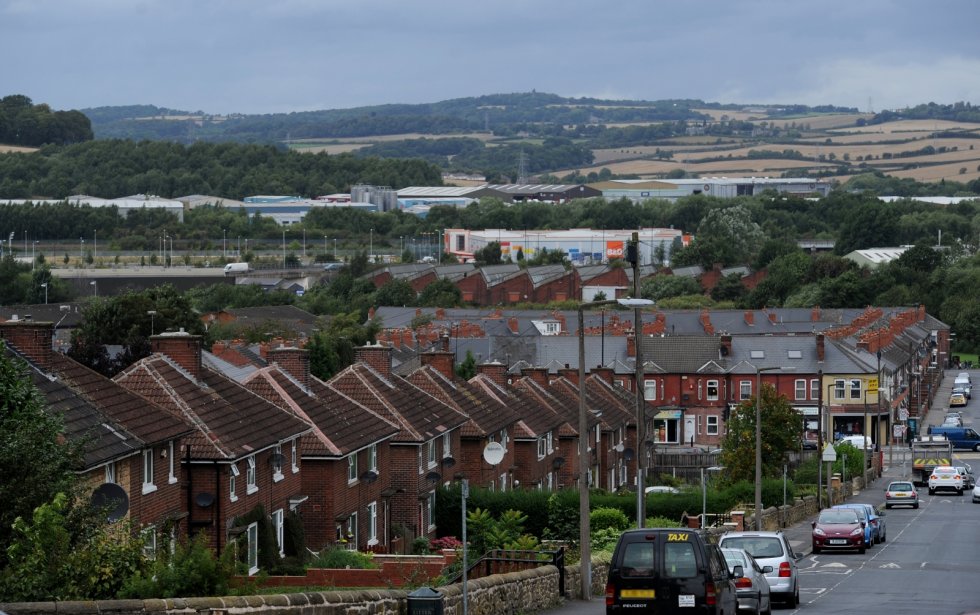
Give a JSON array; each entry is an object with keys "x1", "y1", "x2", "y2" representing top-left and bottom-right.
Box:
[{"x1": 911, "y1": 435, "x2": 954, "y2": 485}]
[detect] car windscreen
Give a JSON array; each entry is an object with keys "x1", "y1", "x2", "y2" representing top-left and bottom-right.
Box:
[
  {"x1": 721, "y1": 536, "x2": 783, "y2": 558},
  {"x1": 889, "y1": 483, "x2": 912, "y2": 491},
  {"x1": 819, "y1": 511, "x2": 859, "y2": 524}
]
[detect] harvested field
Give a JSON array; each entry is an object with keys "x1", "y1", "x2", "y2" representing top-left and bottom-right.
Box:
[
  {"x1": 830, "y1": 119, "x2": 977, "y2": 134},
  {"x1": 0, "y1": 144, "x2": 38, "y2": 153}
]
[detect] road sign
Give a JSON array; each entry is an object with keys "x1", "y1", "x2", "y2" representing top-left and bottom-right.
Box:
[
  {"x1": 822, "y1": 444, "x2": 838, "y2": 462},
  {"x1": 867, "y1": 378, "x2": 878, "y2": 393},
  {"x1": 898, "y1": 408, "x2": 909, "y2": 421}
]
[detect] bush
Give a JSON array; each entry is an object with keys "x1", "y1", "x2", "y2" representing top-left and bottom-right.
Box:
[
  {"x1": 645, "y1": 515, "x2": 683, "y2": 528},
  {"x1": 411, "y1": 537, "x2": 432, "y2": 555},
  {"x1": 591, "y1": 507, "x2": 630, "y2": 531},
  {"x1": 120, "y1": 532, "x2": 236, "y2": 599},
  {"x1": 308, "y1": 547, "x2": 378, "y2": 570}
]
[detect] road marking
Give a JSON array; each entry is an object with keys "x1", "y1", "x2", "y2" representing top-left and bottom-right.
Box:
[{"x1": 880, "y1": 562, "x2": 900, "y2": 568}]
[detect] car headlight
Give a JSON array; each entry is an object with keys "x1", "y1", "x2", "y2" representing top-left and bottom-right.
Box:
[
  {"x1": 850, "y1": 528, "x2": 864, "y2": 536},
  {"x1": 813, "y1": 528, "x2": 826, "y2": 536}
]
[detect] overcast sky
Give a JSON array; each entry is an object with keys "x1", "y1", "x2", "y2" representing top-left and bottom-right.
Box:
[{"x1": 2, "y1": 0, "x2": 978, "y2": 115}]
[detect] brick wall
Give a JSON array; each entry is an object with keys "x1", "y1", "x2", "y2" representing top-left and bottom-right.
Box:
[
  {"x1": 267, "y1": 346, "x2": 310, "y2": 387},
  {"x1": 0, "y1": 321, "x2": 54, "y2": 369},
  {"x1": 151, "y1": 332, "x2": 203, "y2": 379},
  {"x1": 354, "y1": 344, "x2": 392, "y2": 378}
]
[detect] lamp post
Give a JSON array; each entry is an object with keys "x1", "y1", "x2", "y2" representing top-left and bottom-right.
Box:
[
  {"x1": 282, "y1": 229, "x2": 286, "y2": 268},
  {"x1": 40, "y1": 282, "x2": 47, "y2": 304},
  {"x1": 755, "y1": 366, "x2": 779, "y2": 530},
  {"x1": 90, "y1": 280, "x2": 97, "y2": 297},
  {"x1": 148, "y1": 310, "x2": 157, "y2": 336},
  {"x1": 370, "y1": 228, "x2": 374, "y2": 262},
  {"x1": 577, "y1": 296, "x2": 652, "y2": 601},
  {"x1": 334, "y1": 238, "x2": 337, "y2": 261},
  {"x1": 223, "y1": 229, "x2": 227, "y2": 259}
]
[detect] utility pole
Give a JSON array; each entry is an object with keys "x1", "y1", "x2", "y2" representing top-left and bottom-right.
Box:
[{"x1": 629, "y1": 231, "x2": 645, "y2": 527}]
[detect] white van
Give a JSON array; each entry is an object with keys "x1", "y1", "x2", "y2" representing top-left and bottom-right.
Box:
[
  {"x1": 837, "y1": 435, "x2": 873, "y2": 450},
  {"x1": 223, "y1": 262, "x2": 250, "y2": 275}
]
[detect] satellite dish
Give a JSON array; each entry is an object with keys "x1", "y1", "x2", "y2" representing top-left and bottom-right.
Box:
[
  {"x1": 614, "y1": 443, "x2": 625, "y2": 453},
  {"x1": 623, "y1": 447, "x2": 635, "y2": 462},
  {"x1": 359, "y1": 470, "x2": 379, "y2": 484},
  {"x1": 426, "y1": 471, "x2": 442, "y2": 483},
  {"x1": 90, "y1": 483, "x2": 129, "y2": 522},
  {"x1": 552, "y1": 456, "x2": 565, "y2": 470},
  {"x1": 483, "y1": 442, "x2": 505, "y2": 466},
  {"x1": 195, "y1": 492, "x2": 215, "y2": 508},
  {"x1": 441, "y1": 455, "x2": 456, "y2": 468}
]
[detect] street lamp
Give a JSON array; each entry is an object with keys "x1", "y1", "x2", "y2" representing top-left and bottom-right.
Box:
[
  {"x1": 223, "y1": 229, "x2": 227, "y2": 259},
  {"x1": 755, "y1": 366, "x2": 779, "y2": 530},
  {"x1": 40, "y1": 282, "x2": 47, "y2": 304},
  {"x1": 370, "y1": 228, "x2": 374, "y2": 262},
  {"x1": 577, "y1": 296, "x2": 652, "y2": 601},
  {"x1": 147, "y1": 310, "x2": 157, "y2": 336},
  {"x1": 90, "y1": 280, "x2": 97, "y2": 297}
]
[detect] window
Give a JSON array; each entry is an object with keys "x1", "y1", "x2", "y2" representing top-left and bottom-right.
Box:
[
  {"x1": 247, "y1": 522, "x2": 259, "y2": 575},
  {"x1": 427, "y1": 440, "x2": 437, "y2": 467},
  {"x1": 367, "y1": 501, "x2": 378, "y2": 544},
  {"x1": 537, "y1": 437, "x2": 546, "y2": 459},
  {"x1": 795, "y1": 379, "x2": 806, "y2": 400},
  {"x1": 543, "y1": 321, "x2": 559, "y2": 334},
  {"x1": 706, "y1": 380, "x2": 719, "y2": 401},
  {"x1": 141, "y1": 525, "x2": 157, "y2": 560},
  {"x1": 697, "y1": 415, "x2": 702, "y2": 435},
  {"x1": 664, "y1": 541, "x2": 697, "y2": 578},
  {"x1": 271, "y1": 509, "x2": 284, "y2": 556},
  {"x1": 272, "y1": 444, "x2": 284, "y2": 481},
  {"x1": 105, "y1": 461, "x2": 116, "y2": 484},
  {"x1": 548, "y1": 431, "x2": 554, "y2": 452},
  {"x1": 291, "y1": 438, "x2": 299, "y2": 473},
  {"x1": 346, "y1": 513, "x2": 358, "y2": 549},
  {"x1": 834, "y1": 379, "x2": 846, "y2": 400},
  {"x1": 740, "y1": 381, "x2": 752, "y2": 400},
  {"x1": 644, "y1": 380, "x2": 657, "y2": 401},
  {"x1": 142, "y1": 449, "x2": 156, "y2": 494},
  {"x1": 427, "y1": 492, "x2": 437, "y2": 530},
  {"x1": 442, "y1": 433, "x2": 451, "y2": 459},
  {"x1": 418, "y1": 448, "x2": 423, "y2": 474},
  {"x1": 246, "y1": 455, "x2": 257, "y2": 494},
  {"x1": 810, "y1": 379, "x2": 819, "y2": 400},
  {"x1": 348, "y1": 454, "x2": 357, "y2": 483},
  {"x1": 369, "y1": 444, "x2": 378, "y2": 472},
  {"x1": 168, "y1": 441, "x2": 176, "y2": 484},
  {"x1": 707, "y1": 415, "x2": 719, "y2": 436},
  {"x1": 500, "y1": 428, "x2": 509, "y2": 448},
  {"x1": 849, "y1": 379, "x2": 862, "y2": 400},
  {"x1": 499, "y1": 472, "x2": 507, "y2": 492},
  {"x1": 229, "y1": 464, "x2": 239, "y2": 501}
]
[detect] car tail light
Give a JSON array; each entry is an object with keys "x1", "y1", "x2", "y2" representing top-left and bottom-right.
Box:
[
  {"x1": 955, "y1": 475, "x2": 962, "y2": 480},
  {"x1": 605, "y1": 583, "x2": 615, "y2": 606},
  {"x1": 735, "y1": 577, "x2": 753, "y2": 589},
  {"x1": 706, "y1": 581, "x2": 717, "y2": 605},
  {"x1": 779, "y1": 562, "x2": 792, "y2": 578}
]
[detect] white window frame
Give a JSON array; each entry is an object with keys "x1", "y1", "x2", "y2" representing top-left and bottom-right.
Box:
[
  {"x1": 697, "y1": 415, "x2": 702, "y2": 435},
  {"x1": 810, "y1": 379, "x2": 819, "y2": 400},
  {"x1": 706, "y1": 415, "x2": 719, "y2": 436},
  {"x1": 105, "y1": 461, "x2": 116, "y2": 484},
  {"x1": 348, "y1": 454, "x2": 358, "y2": 484},
  {"x1": 500, "y1": 428, "x2": 509, "y2": 448},
  {"x1": 247, "y1": 522, "x2": 259, "y2": 575},
  {"x1": 740, "y1": 380, "x2": 752, "y2": 400},
  {"x1": 644, "y1": 379, "x2": 657, "y2": 401},
  {"x1": 834, "y1": 379, "x2": 846, "y2": 400},
  {"x1": 442, "y1": 433, "x2": 451, "y2": 459},
  {"x1": 537, "y1": 437, "x2": 546, "y2": 459},
  {"x1": 168, "y1": 441, "x2": 177, "y2": 484},
  {"x1": 795, "y1": 379, "x2": 807, "y2": 401},
  {"x1": 142, "y1": 449, "x2": 157, "y2": 495},
  {"x1": 272, "y1": 444, "x2": 284, "y2": 482},
  {"x1": 291, "y1": 438, "x2": 299, "y2": 473},
  {"x1": 271, "y1": 509, "x2": 285, "y2": 556},
  {"x1": 229, "y1": 463, "x2": 239, "y2": 502},
  {"x1": 548, "y1": 430, "x2": 555, "y2": 453},
  {"x1": 706, "y1": 379, "x2": 719, "y2": 401},
  {"x1": 369, "y1": 444, "x2": 378, "y2": 472},
  {"x1": 849, "y1": 378, "x2": 862, "y2": 400},
  {"x1": 367, "y1": 501, "x2": 378, "y2": 545},
  {"x1": 246, "y1": 455, "x2": 258, "y2": 494},
  {"x1": 427, "y1": 440, "x2": 437, "y2": 468},
  {"x1": 141, "y1": 525, "x2": 157, "y2": 559},
  {"x1": 427, "y1": 492, "x2": 437, "y2": 531},
  {"x1": 418, "y1": 448, "x2": 424, "y2": 474},
  {"x1": 499, "y1": 472, "x2": 507, "y2": 492}
]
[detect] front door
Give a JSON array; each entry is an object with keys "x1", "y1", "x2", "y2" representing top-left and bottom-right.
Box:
[{"x1": 684, "y1": 415, "x2": 696, "y2": 446}]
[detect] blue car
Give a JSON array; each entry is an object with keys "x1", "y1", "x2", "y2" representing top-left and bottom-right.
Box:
[{"x1": 832, "y1": 504, "x2": 877, "y2": 547}]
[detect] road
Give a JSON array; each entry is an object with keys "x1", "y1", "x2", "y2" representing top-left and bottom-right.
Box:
[{"x1": 545, "y1": 368, "x2": 980, "y2": 615}]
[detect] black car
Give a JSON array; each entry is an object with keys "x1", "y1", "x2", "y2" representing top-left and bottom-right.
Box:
[{"x1": 606, "y1": 528, "x2": 740, "y2": 614}]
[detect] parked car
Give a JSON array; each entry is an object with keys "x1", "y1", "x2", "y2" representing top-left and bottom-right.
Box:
[
  {"x1": 644, "y1": 485, "x2": 681, "y2": 495},
  {"x1": 957, "y1": 371, "x2": 972, "y2": 382},
  {"x1": 721, "y1": 548, "x2": 772, "y2": 615},
  {"x1": 928, "y1": 465, "x2": 965, "y2": 495},
  {"x1": 949, "y1": 392, "x2": 968, "y2": 407},
  {"x1": 832, "y1": 504, "x2": 875, "y2": 547},
  {"x1": 605, "y1": 528, "x2": 740, "y2": 614},
  {"x1": 811, "y1": 508, "x2": 866, "y2": 554},
  {"x1": 973, "y1": 482, "x2": 980, "y2": 503},
  {"x1": 885, "y1": 480, "x2": 919, "y2": 508},
  {"x1": 954, "y1": 465, "x2": 976, "y2": 489},
  {"x1": 836, "y1": 503, "x2": 886, "y2": 543},
  {"x1": 942, "y1": 415, "x2": 964, "y2": 427},
  {"x1": 718, "y1": 531, "x2": 801, "y2": 607},
  {"x1": 836, "y1": 435, "x2": 873, "y2": 450},
  {"x1": 927, "y1": 426, "x2": 980, "y2": 451},
  {"x1": 954, "y1": 376, "x2": 972, "y2": 398}
]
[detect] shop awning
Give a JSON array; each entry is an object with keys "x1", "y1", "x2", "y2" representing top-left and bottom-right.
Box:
[{"x1": 654, "y1": 410, "x2": 682, "y2": 420}]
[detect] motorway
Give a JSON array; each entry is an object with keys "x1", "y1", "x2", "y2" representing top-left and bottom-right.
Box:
[{"x1": 544, "y1": 368, "x2": 980, "y2": 615}]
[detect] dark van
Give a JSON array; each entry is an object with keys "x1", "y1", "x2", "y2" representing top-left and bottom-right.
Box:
[
  {"x1": 606, "y1": 528, "x2": 740, "y2": 614},
  {"x1": 927, "y1": 426, "x2": 980, "y2": 451}
]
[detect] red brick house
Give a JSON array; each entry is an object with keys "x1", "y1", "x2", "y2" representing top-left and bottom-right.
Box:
[
  {"x1": 113, "y1": 331, "x2": 312, "y2": 575},
  {"x1": 237, "y1": 345, "x2": 401, "y2": 552},
  {"x1": 0, "y1": 321, "x2": 195, "y2": 553},
  {"x1": 328, "y1": 344, "x2": 469, "y2": 545},
  {"x1": 528, "y1": 265, "x2": 577, "y2": 304},
  {"x1": 509, "y1": 369, "x2": 582, "y2": 490}
]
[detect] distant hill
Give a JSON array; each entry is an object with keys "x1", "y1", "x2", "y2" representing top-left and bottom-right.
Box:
[{"x1": 0, "y1": 94, "x2": 93, "y2": 147}]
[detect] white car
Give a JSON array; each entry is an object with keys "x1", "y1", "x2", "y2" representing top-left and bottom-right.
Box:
[
  {"x1": 928, "y1": 465, "x2": 964, "y2": 495},
  {"x1": 973, "y1": 482, "x2": 980, "y2": 503}
]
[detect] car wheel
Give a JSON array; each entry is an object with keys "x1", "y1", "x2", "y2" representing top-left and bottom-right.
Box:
[
  {"x1": 958, "y1": 489, "x2": 964, "y2": 496},
  {"x1": 885, "y1": 503, "x2": 892, "y2": 509},
  {"x1": 880, "y1": 532, "x2": 886, "y2": 543},
  {"x1": 929, "y1": 488, "x2": 935, "y2": 495},
  {"x1": 974, "y1": 443, "x2": 980, "y2": 452},
  {"x1": 812, "y1": 545, "x2": 820, "y2": 554},
  {"x1": 913, "y1": 502, "x2": 919, "y2": 509},
  {"x1": 858, "y1": 545, "x2": 866, "y2": 554},
  {"x1": 789, "y1": 588, "x2": 799, "y2": 608}
]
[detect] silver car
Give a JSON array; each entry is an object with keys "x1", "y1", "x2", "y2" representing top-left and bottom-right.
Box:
[
  {"x1": 719, "y1": 531, "x2": 802, "y2": 608},
  {"x1": 722, "y1": 547, "x2": 772, "y2": 615}
]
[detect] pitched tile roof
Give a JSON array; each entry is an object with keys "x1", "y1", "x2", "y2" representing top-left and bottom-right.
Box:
[
  {"x1": 113, "y1": 354, "x2": 312, "y2": 460},
  {"x1": 404, "y1": 366, "x2": 520, "y2": 438}
]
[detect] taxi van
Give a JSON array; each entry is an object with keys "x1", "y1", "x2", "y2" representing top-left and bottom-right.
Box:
[{"x1": 605, "y1": 528, "x2": 740, "y2": 614}]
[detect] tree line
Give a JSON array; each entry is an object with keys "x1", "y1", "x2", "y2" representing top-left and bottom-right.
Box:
[{"x1": 0, "y1": 95, "x2": 93, "y2": 147}]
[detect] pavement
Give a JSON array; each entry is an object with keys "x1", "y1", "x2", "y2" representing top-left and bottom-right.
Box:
[{"x1": 538, "y1": 367, "x2": 968, "y2": 615}]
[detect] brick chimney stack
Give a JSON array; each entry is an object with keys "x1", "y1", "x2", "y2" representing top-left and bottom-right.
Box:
[
  {"x1": 521, "y1": 367, "x2": 549, "y2": 386},
  {"x1": 508, "y1": 317, "x2": 519, "y2": 334},
  {"x1": 744, "y1": 311, "x2": 755, "y2": 326},
  {"x1": 355, "y1": 343, "x2": 393, "y2": 378},
  {"x1": 0, "y1": 320, "x2": 54, "y2": 370},
  {"x1": 476, "y1": 361, "x2": 507, "y2": 387},
  {"x1": 816, "y1": 333, "x2": 825, "y2": 362},
  {"x1": 591, "y1": 366, "x2": 614, "y2": 384},
  {"x1": 558, "y1": 364, "x2": 578, "y2": 384},
  {"x1": 421, "y1": 350, "x2": 455, "y2": 380},
  {"x1": 626, "y1": 333, "x2": 636, "y2": 358},
  {"x1": 151, "y1": 331, "x2": 203, "y2": 379},
  {"x1": 720, "y1": 334, "x2": 732, "y2": 356},
  {"x1": 268, "y1": 346, "x2": 311, "y2": 387}
]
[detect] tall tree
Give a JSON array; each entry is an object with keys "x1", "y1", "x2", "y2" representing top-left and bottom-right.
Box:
[{"x1": 719, "y1": 384, "x2": 802, "y2": 483}]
